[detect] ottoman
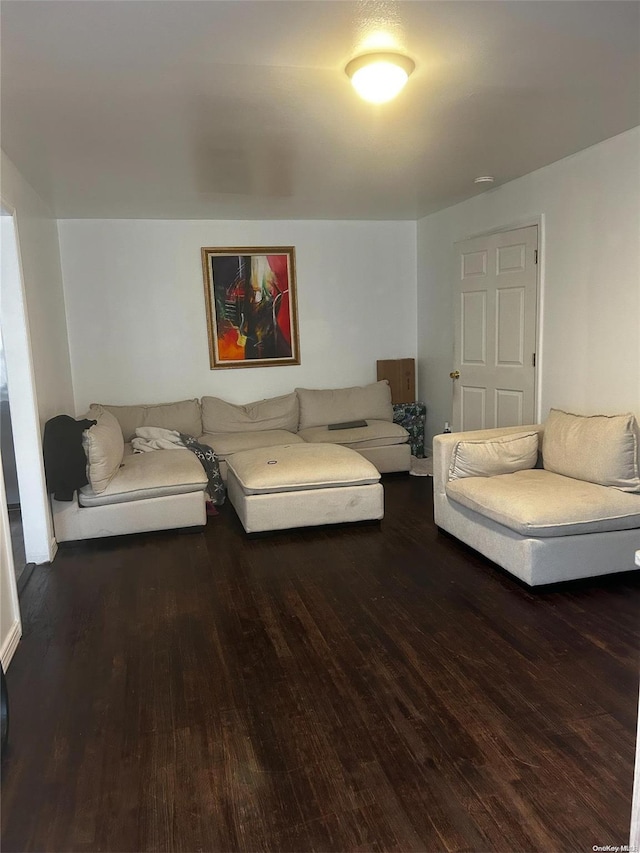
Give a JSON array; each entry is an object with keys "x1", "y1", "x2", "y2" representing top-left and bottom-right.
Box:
[{"x1": 225, "y1": 443, "x2": 384, "y2": 533}]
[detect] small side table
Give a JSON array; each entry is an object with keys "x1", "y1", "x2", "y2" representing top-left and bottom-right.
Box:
[{"x1": 393, "y1": 402, "x2": 426, "y2": 458}]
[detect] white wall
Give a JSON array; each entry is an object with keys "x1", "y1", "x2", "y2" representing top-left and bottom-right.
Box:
[
  {"x1": 58, "y1": 220, "x2": 417, "y2": 412},
  {"x1": 417, "y1": 127, "x2": 640, "y2": 447}
]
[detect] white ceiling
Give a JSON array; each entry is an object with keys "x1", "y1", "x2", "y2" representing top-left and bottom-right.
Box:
[{"x1": 1, "y1": 0, "x2": 639, "y2": 220}]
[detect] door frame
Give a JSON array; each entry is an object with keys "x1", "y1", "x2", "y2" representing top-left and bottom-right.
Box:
[
  {"x1": 454, "y1": 215, "x2": 545, "y2": 425},
  {"x1": 0, "y1": 199, "x2": 56, "y2": 565},
  {"x1": 0, "y1": 447, "x2": 22, "y2": 669}
]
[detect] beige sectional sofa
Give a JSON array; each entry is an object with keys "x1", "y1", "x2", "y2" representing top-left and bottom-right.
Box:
[
  {"x1": 52, "y1": 381, "x2": 410, "y2": 542},
  {"x1": 433, "y1": 409, "x2": 640, "y2": 586}
]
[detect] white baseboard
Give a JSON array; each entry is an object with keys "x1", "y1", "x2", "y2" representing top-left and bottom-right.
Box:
[
  {"x1": 27, "y1": 537, "x2": 57, "y2": 565},
  {"x1": 1, "y1": 618, "x2": 22, "y2": 670}
]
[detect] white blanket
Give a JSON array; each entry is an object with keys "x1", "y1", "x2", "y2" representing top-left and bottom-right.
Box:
[{"x1": 131, "y1": 426, "x2": 187, "y2": 453}]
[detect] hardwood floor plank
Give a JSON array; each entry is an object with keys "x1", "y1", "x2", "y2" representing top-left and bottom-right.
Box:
[{"x1": 2, "y1": 477, "x2": 638, "y2": 852}]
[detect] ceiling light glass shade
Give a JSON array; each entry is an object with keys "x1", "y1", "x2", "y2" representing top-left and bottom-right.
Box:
[{"x1": 345, "y1": 52, "x2": 415, "y2": 104}]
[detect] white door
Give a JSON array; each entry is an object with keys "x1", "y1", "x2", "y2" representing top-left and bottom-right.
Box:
[{"x1": 452, "y1": 225, "x2": 538, "y2": 431}]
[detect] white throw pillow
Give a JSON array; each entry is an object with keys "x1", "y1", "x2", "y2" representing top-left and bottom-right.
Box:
[
  {"x1": 542, "y1": 408, "x2": 640, "y2": 492},
  {"x1": 449, "y1": 432, "x2": 539, "y2": 481},
  {"x1": 83, "y1": 406, "x2": 125, "y2": 493}
]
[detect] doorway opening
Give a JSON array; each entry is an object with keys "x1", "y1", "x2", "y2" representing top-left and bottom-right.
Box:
[
  {"x1": 0, "y1": 328, "x2": 26, "y2": 584},
  {"x1": 0, "y1": 204, "x2": 54, "y2": 575}
]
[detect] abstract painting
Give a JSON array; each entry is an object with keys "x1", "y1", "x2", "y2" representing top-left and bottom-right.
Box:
[{"x1": 201, "y1": 247, "x2": 300, "y2": 369}]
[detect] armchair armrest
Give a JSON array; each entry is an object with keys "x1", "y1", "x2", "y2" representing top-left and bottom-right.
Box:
[{"x1": 432, "y1": 424, "x2": 544, "y2": 496}]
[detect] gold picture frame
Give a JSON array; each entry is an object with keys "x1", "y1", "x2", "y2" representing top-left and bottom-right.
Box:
[{"x1": 201, "y1": 246, "x2": 300, "y2": 369}]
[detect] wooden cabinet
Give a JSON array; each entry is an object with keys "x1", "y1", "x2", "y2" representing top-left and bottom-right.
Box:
[{"x1": 376, "y1": 358, "x2": 415, "y2": 404}]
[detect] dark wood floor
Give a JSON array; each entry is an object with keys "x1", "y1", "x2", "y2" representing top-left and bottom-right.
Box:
[{"x1": 2, "y1": 476, "x2": 639, "y2": 853}]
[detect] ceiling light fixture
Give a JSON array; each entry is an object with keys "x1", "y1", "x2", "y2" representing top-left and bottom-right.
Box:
[
  {"x1": 474, "y1": 176, "x2": 495, "y2": 184},
  {"x1": 345, "y1": 52, "x2": 415, "y2": 104}
]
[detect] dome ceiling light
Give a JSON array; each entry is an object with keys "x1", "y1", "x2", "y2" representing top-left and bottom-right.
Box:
[{"x1": 345, "y1": 52, "x2": 415, "y2": 104}]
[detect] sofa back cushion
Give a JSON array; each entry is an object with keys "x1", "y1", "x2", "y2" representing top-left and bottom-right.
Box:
[
  {"x1": 201, "y1": 392, "x2": 299, "y2": 434},
  {"x1": 141, "y1": 400, "x2": 202, "y2": 437},
  {"x1": 296, "y1": 380, "x2": 393, "y2": 430},
  {"x1": 82, "y1": 406, "x2": 125, "y2": 493},
  {"x1": 542, "y1": 408, "x2": 640, "y2": 492},
  {"x1": 449, "y1": 431, "x2": 539, "y2": 481},
  {"x1": 96, "y1": 404, "x2": 146, "y2": 443},
  {"x1": 96, "y1": 399, "x2": 202, "y2": 441}
]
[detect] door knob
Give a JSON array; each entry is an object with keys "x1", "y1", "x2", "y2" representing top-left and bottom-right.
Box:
[{"x1": 449, "y1": 370, "x2": 460, "y2": 380}]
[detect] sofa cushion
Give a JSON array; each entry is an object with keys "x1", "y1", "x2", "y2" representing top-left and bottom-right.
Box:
[
  {"x1": 298, "y1": 419, "x2": 408, "y2": 449},
  {"x1": 449, "y1": 432, "x2": 539, "y2": 480},
  {"x1": 296, "y1": 381, "x2": 393, "y2": 429},
  {"x1": 82, "y1": 406, "x2": 125, "y2": 493},
  {"x1": 141, "y1": 399, "x2": 202, "y2": 438},
  {"x1": 201, "y1": 393, "x2": 298, "y2": 434},
  {"x1": 226, "y1": 443, "x2": 380, "y2": 495},
  {"x1": 96, "y1": 404, "x2": 147, "y2": 442},
  {"x1": 96, "y1": 399, "x2": 202, "y2": 441},
  {"x1": 446, "y1": 468, "x2": 640, "y2": 537},
  {"x1": 542, "y1": 409, "x2": 640, "y2": 493},
  {"x1": 199, "y1": 430, "x2": 303, "y2": 460},
  {"x1": 78, "y1": 445, "x2": 207, "y2": 507}
]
